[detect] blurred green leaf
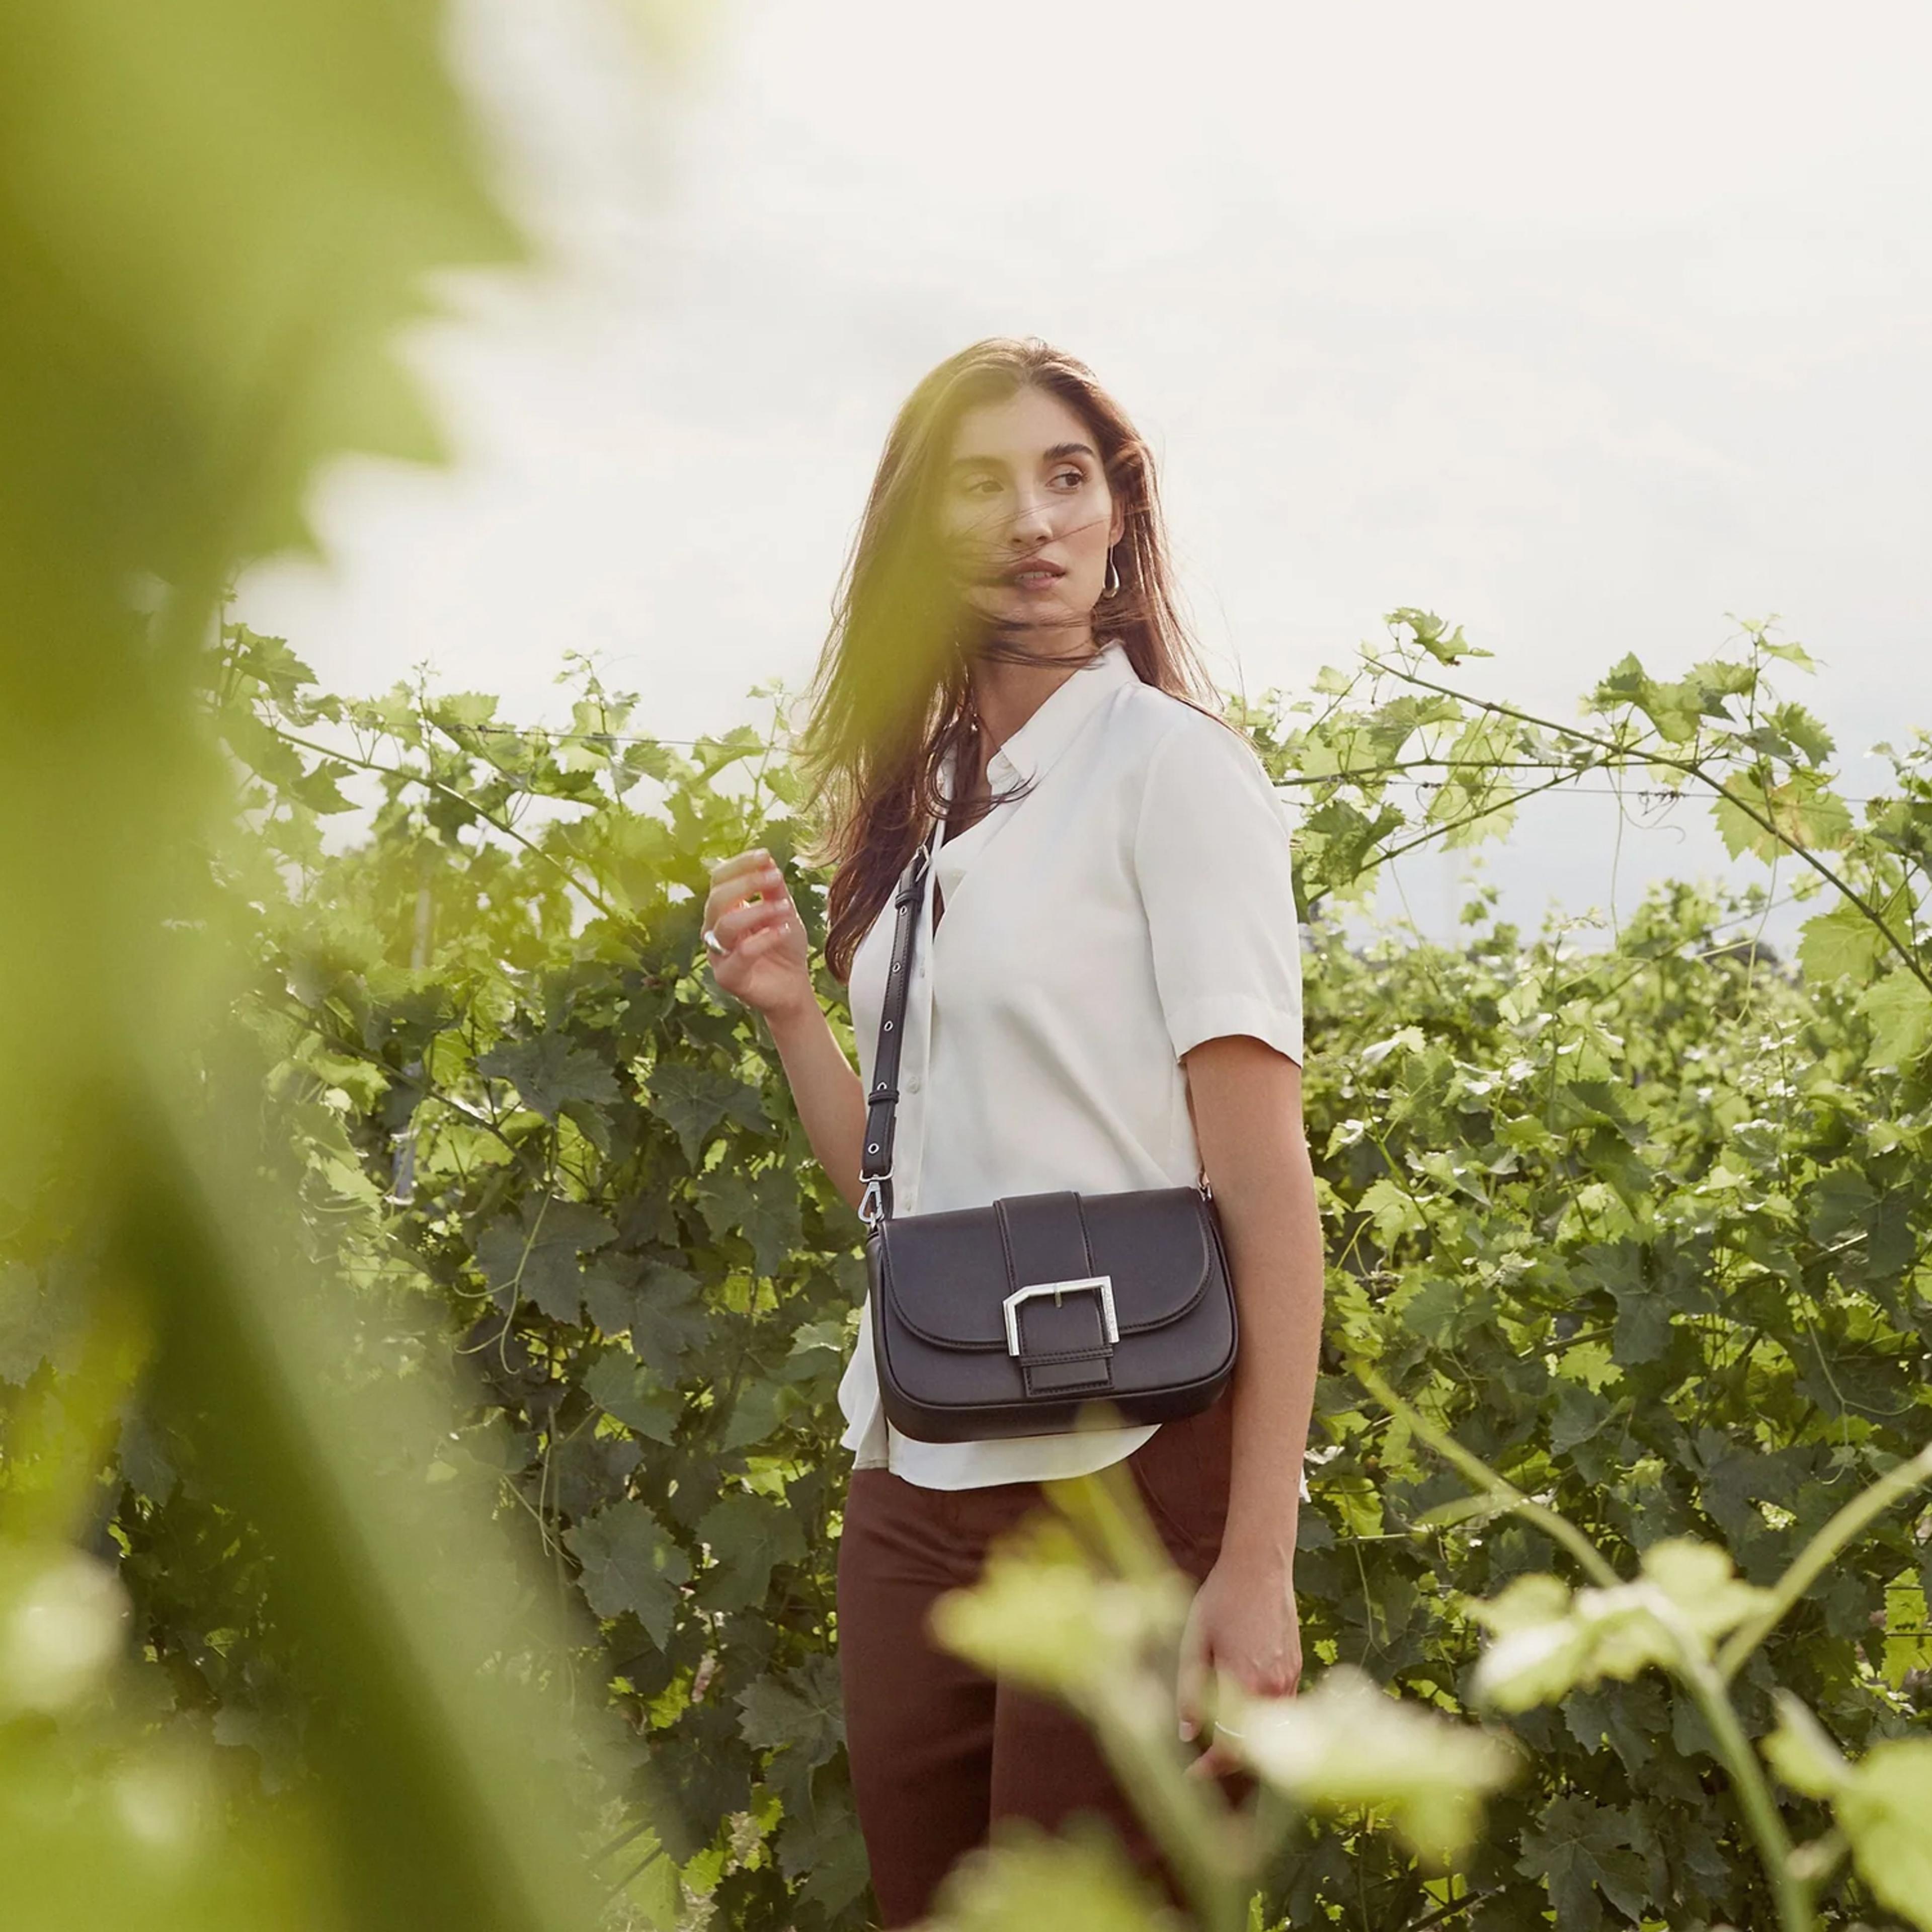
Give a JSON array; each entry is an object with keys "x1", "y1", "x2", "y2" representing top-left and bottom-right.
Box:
[
  {"x1": 1472, "y1": 1541, "x2": 1773, "y2": 1711},
  {"x1": 931, "y1": 1512, "x2": 1187, "y2": 1708},
  {"x1": 1763, "y1": 1691, "x2": 1847, "y2": 1799},
  {"x1": 1837, "y1": 1741, "x2": 1932, "y2": 1931},
  {"x1": 925, "y1": 1821, "x2": 1183, "y2": 1932},
  {"x1": 1224, "y1": 1664, "x2": 1515, "y2": 1864},
  {"x1": 1766, "y1": 1694, "x2": 1932, "y2": 1930},
  {"x1": 0, "y1": 1543, "x2": 128, "y2": 1716}
]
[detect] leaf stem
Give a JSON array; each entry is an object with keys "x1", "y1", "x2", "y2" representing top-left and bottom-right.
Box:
[
  {"x1": 1089, "y1": 1707, "x2": 1251, "y2": 1932},
  {"x1": 1403, "y1": 1885, "x2": 1496, "y2": 1931},
  {"x1": 1674, "y1": 1644, "x2": 1814, "y2": 1932},
  {"x1": 1348, "y1": 1359, "x2": 1620, "y2": 1587}
]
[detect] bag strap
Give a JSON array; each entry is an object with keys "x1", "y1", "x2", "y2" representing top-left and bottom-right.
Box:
[{"x1": 858, "y1": 828, "x2": 936, "y2": 1228}]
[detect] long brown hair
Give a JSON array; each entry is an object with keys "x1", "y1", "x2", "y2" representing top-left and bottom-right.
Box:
[{"x1": 798, "y1": 338, "x2": 1214, "y2": 980}]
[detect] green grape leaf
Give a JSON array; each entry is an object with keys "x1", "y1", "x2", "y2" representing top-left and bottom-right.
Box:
[
  {"x1": 735, "y1": 1656, "x2": 843, "y2": 1766},
  {"x1": 582, "y1": 1354, "x2": 679, "y2": 1443},
  {"x1": 1694, "y1": 1442, "x2": 1811, "y2": 1547},
  {"x1": 1519, "y1": 1795, "x2": 1654, "y2": 1927},
  {"x1": 565, "y1": 1501, "x2": 690, "y2": 1646},
  {"x1": 475, "y1": 1198, "x2": 615, "y2": 1323},
  {"x1": 1468, "y1": 1576, "x2": 1596, "y2": 1709},
  {"x1": 696, "y1": 1491, "x2": 807, "y2": 1613},
  {"x1": 547, "y1": 1429, "x2": 640, "y2": 1523},
  {"x1": 1711, "y1": 788, "x2": 1774, "y2": 859},
  {"x1": 1805, "y1": 1161, "x2": 1880, "y2": 1247},
  {"x1": 717, "y1": 1378, "x2": 790, "y2": 1452},
  {"x1": 1798, "y1": 898, "x2": 1888, "y2": 985},
  {"x1": 614, "y1": 1845, "x2": 681, "y2": 1932},
  {"x1": 229, "y1": 627, "x2": 318, "y2": 701},
  {"x1": 432, "y1": 691, "x2": 502, "y2": 731},
  {"x1": 694, "y1": 1167, "x2": 802, "y2": 1280},
  {"x1": 1857, "y1": 972, "x2": 1932, "y2": 1070},
  {"x1": 787, "y1": 1317, "x2": 849, "y2": 1359},
  {"x1": 784, "y1": 1783, "x2": 874, "y2": 1916},
  {"x1": 648, "y1": 1061, "x2": 769, "y2": 1163},
  {"x1": 1638, "y1": 1537, "x2": 1776, "y2": 1641},
  {"x1": 619, "y1": 1265, "x2": 711, "y2": 1381},
  {"x1": 1766, "y1": 699, "x2": 1835, "y2": 766},
  {"x1": 1387, "y1": 608, "x2": 1489, "y2": 665},
  {"x1": 477, "y1": 1034, "x2": 620, "y2": 1119},
  {"x1": 288, "y1": 758, "x2": 357, "y2": 816},
  {"x1": 1549, "y1": 1379, "x2": 1613, "y2": 1455}
]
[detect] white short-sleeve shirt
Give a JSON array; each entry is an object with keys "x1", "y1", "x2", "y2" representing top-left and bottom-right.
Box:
[{"x1": 838, "y1": 639, "x2": 1305, "y2": 1489}]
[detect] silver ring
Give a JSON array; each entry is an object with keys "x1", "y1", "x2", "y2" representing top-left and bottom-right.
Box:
[{"x1": 701, "y1": 927, "x2": 728, "y2": 959}]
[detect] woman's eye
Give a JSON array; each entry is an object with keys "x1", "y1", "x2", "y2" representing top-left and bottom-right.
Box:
[{"x1": 1052, "y1": 468, "x2": 1085, "y2": 490}]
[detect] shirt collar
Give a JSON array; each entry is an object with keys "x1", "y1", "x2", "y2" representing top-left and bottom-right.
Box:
[{"x1": 981, "y1": 638, "x2": 1137, "y2": 790}]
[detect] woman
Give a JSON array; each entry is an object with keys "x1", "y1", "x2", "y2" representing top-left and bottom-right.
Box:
[{"x1": 701, "y1": 339, "x2": 1323, "y2": 1923}]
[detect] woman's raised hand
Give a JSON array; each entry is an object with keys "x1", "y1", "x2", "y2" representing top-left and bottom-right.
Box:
[{"x1": 702, "y1": 849, "x2": 815, "y2": 1020}]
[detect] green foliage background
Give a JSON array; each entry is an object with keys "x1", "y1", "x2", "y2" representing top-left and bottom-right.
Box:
[{"x1": 41, "y1": 619, "x2": 1914, "y2": 1930}]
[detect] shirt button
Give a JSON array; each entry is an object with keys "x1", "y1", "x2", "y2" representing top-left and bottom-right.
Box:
[{"x1": 906, "y1": 1075, "x2": 922, "y2": 1094}]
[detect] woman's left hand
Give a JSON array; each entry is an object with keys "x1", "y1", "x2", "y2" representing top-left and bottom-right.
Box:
[{"x1": 1174, "y1": 1543, "x2": 1302, "y2": 1780}]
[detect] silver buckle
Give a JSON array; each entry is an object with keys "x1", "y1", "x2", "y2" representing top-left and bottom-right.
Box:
[
  {"x1": 858, "y1": 1176, "x2": 888, "y2": 1229},
  {"x1": 1002, "y1": 1275, "x2": 1118, "y2": 1358}
]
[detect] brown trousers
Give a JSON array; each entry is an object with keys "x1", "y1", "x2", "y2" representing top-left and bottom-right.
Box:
[{"x1": 836, "y1": 1396, "x2": 1236, "y2": 1926}]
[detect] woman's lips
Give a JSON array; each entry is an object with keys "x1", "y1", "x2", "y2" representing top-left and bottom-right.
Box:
[{"x1": 1004, "y1": 561, "x2": 1065, "y2": 591}]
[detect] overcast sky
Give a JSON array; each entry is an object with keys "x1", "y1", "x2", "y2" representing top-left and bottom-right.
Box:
[{"x1": 236, "y1": 0, "x2": 1932, "y2": 941}]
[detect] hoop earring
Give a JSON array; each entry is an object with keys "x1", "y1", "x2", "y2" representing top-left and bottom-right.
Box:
[{"x1": 1103, "y1": 547, "x2": 1122, "y2": 598}]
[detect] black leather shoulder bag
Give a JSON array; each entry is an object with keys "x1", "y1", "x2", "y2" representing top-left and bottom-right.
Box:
[{"x1": 859, "y1": 833, "x2": 1240, "y2": 1443}]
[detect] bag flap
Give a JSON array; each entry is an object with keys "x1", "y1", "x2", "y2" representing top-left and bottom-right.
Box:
[{"x1": 872, "y1": 1186, "x2": 1214, "y2": 1352}]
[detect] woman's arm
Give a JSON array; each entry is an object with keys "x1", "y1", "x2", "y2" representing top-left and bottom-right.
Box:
[
  {"x1": 1172, "y1": 1033, "x2": 1325, "y2": 1766},
  {"x1": 703, "y1": 850, "x2": 867, "y2": 1211}
]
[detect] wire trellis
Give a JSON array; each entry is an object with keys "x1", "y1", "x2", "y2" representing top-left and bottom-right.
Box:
[{"x1": 359, "y1": 717, "x2": 1887, "y2": 810}]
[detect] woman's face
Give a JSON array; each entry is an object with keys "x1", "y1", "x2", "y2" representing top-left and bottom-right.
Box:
[{"x1": 937, "y1": 385, "x2": 1124, "y2": 638}]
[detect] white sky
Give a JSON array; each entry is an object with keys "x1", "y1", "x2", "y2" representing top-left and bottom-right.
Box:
[{"x1": 237, "y1": 0, "x2": 1932, "y2": 942}]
